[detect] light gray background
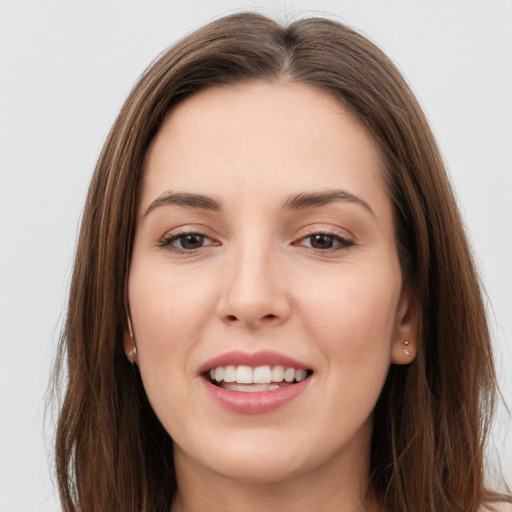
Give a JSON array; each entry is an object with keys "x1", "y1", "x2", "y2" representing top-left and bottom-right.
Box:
[{"x1": 1, "y1": 1, "x2": 511, "y2": 510}]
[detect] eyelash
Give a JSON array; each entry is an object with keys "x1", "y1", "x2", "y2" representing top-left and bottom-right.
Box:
[
  {"x1": 159, "y1": 230, "x2": 216, "y2": 254},
  {"x1": 295, "y1": 231, "x2": 354, "y2": 252},
  {"x1": 159, "y1": 230, "x2": 354, "y2": 254}
]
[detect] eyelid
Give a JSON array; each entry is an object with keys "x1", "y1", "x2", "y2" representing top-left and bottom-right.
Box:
[{"x1": 293, "y1": 223, "x2": 355, "y2": 240}]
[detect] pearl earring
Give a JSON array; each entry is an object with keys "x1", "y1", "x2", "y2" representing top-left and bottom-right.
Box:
[{"x1": 403, "y1": 340, "x2": 410, "y2": 356}]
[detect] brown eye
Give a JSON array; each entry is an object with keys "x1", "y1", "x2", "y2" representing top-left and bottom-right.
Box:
[
  {"x1": 161, "y1": 232, "x2": 216, "y2": 252},
  {"x1": 179, "y1": 234, "x2": 205, "y2": 249},
  {"x1": 298, "y1": 232, "x2": 354, "y2": 251},
  {"x1": 309, "y1": 234, "x2": 336, "y2": 249}
]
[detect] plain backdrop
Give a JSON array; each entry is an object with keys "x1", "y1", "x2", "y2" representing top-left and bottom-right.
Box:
[{"x1": 1, "y1": 1, "x2": 511, "y2": 510}]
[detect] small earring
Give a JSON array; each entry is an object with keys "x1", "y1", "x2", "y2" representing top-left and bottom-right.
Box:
[
  {"x1": 403, "y1": 340, "x2": 410, "y2": 356},
  {"x1": 126, "y1": 316, "x2": 137, "y2": 362},
  {"x1": 127, "y1": 345, "x2": 138, "y2": 365}
]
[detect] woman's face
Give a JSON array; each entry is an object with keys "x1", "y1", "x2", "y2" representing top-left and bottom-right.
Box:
[{"x1": 127, "y1": 82, "x2": 416, "y2": 486}]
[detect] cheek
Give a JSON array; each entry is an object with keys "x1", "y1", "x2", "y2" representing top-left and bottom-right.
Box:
[
  {"x1": 128, "y1": 265, "x2": 219, "y2": 364},
  {"x1": 296, "y1": 265, "x2": 401, "y2": 365},
  {"x1": 127, "y1": 266, "x2": 219, "y2": 429}
]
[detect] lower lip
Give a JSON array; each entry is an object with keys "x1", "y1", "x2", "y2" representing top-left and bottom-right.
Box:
[{"x1": 201, "y1": 377, "x2": 311, "y2": 414}]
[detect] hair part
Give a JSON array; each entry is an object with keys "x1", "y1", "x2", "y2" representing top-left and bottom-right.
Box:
[{"x1": 53, "y1": 11, "x2": 509, "y2": 511}]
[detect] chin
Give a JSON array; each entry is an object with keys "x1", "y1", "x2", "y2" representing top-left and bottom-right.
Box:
[
  {"x1": 171, "y1": 423, "x2": 319, "y2": 484},
  {"x1": 203, "y1": 450, "x2": 313, "y2": 485}
]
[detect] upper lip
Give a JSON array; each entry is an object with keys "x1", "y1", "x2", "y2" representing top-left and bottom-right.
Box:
[{"x1": 197, "y1": 350, "x2": 311, "y2": 375}]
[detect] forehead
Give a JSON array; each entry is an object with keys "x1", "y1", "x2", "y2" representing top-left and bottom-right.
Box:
[{"x1": 141, "y1": 82, "x2": 388, "y2": 215}]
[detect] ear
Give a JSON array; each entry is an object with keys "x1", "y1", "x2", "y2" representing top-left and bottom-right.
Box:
[
  {"x1": 390, "y1": 286, "x2": 418, "y2": 365},
  {"x1": 123, "y1": 316, "x2": 138, "y2": 364}
]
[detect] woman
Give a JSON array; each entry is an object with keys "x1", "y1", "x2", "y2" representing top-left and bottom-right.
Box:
[{"x1": 53, "y1": 12, "x2": 511, "y2": 512}]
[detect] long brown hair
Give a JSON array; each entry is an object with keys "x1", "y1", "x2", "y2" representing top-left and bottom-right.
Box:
[{"x1": 53, "y1": 12, "x2": 510, "y2": 511}]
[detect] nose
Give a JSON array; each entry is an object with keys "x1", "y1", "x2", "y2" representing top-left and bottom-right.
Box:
[{"x1": 216, "y1": 244, "x2": 291, "y2": 328}]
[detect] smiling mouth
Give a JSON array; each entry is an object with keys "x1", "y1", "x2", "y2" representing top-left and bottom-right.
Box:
[{"x1": 205, "y1": 365, "x2": 314, "y2": 392}]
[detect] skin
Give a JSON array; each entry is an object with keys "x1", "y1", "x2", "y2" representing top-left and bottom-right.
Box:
[{"x1": 126, "y1": 82, "x2": 417, "y2": 512}]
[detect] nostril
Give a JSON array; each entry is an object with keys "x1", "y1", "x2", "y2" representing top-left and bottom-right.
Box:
[{"x1": 221, "y1": 310, "x2": 285, "y2": 326}]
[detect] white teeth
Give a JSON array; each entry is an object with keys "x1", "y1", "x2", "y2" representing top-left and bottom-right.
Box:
[
  {"x1": 235, "y1": 365, "x2": 253, "y2": 384},
  {"x1": 253, "y1": 365, "x2": 272, "y2": 384},
  {"x1": 214, "y1": 367, "x2": 224, "y2": 382},
  {"x1": 223, "y1": 383, "x2": 282, "y2": 392},
  {"x1": 224, "y1": 365, "x2": 236, "y2": 383},
  {"x1": 284, "y1": 367, "x2": 295, "y2": 382},
  {"x1": 295, "y1": 369, "x2": 307, "y2": 382},
  {"x1": 207, "y1": 364, "x2": 310, "y2": 385},
  {"x1": 271, "y1": 365, "x2": 284, "y2": 382}
]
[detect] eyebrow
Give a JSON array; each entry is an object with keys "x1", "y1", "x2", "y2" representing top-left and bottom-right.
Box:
[
  {"x1": 144, "y1": 191, "x2": 221, "y2": 216},
  {"x1": 144, "y1": 189, "x2": 374, "y2": 217},
  {"x1": 283, "y1": 190, "x2": 375, "y2": 216}
]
